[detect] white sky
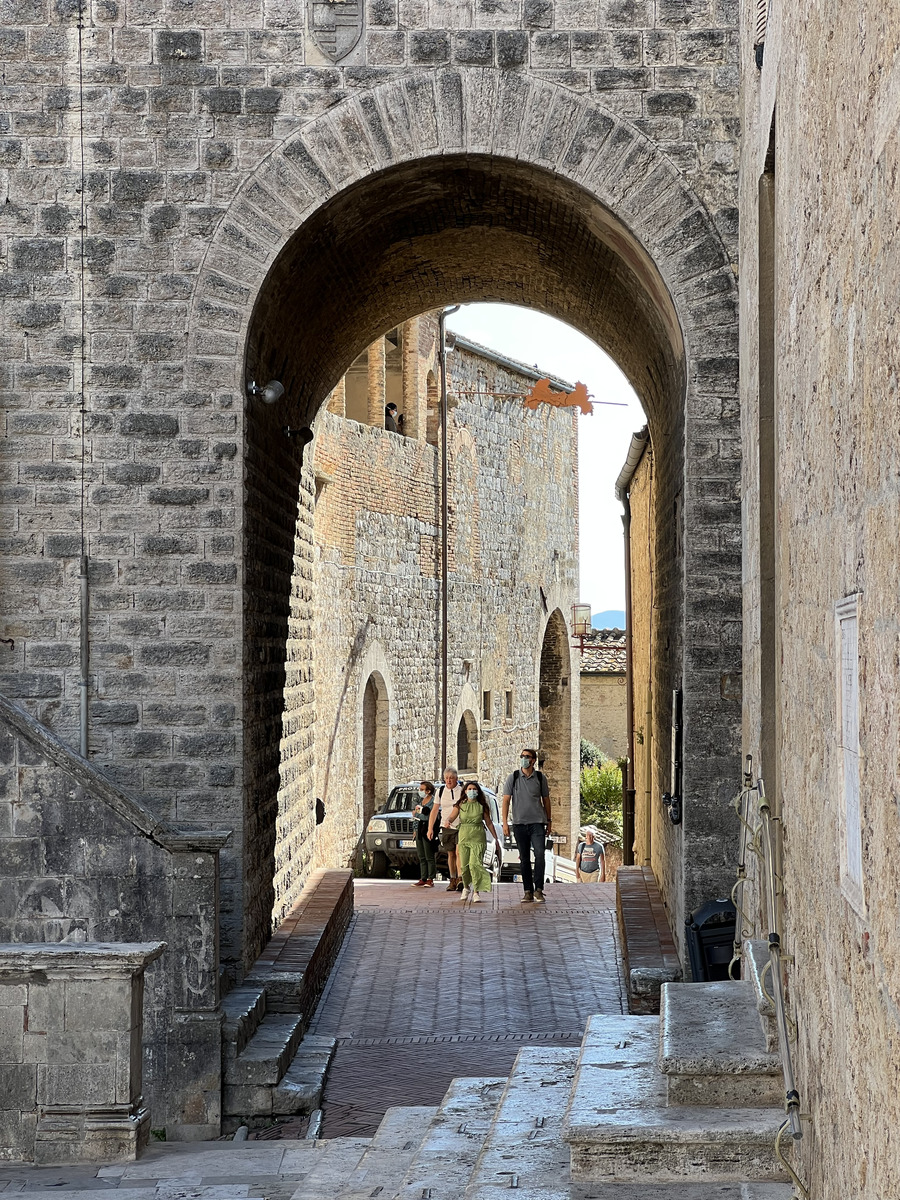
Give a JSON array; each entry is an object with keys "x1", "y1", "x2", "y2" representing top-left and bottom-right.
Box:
[{"x1": 445, "y1": 303, "x2": 645, "y2": 616}]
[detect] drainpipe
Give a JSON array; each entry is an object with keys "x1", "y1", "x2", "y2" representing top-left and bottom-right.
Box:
[
  {"x1": 79, "y1": 553, "x2": 89, "y2": 758},
  {"x1": 622, "y1": 504, "x2": 635, "y2": 866},
  {"x1": 438, "y1": 306, "x2": 460, "y2": 770}
]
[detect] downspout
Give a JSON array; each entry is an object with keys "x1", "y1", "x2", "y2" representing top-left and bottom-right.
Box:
[
  {"x1": 438, "y1": 306, "x2": 460, "y2": 770},
  {"x1": 79, "y1": 554, "x2": 89, "y2": 758},
  {"x1": 622, "y1": 503, "x2": 635, "y2": 865}
]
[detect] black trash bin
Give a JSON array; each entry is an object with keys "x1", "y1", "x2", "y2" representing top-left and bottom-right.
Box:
[{"x1": 685, "y1": 898, "x2": 737, "y2": 982}]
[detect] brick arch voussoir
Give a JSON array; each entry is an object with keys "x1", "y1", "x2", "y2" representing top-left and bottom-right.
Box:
[{"x1": 188, "y1": 69, "x2": 735, "y2": 391}]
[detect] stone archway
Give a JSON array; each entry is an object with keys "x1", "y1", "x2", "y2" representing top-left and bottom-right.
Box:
[
  {"x1": 456, "y1": 710, "x2": 479, "y2": 774},
  {"x1": 362, "y1": 671, "x2": 389, "y2": 828},
  {"x1": 539, "y1": 609, "x2": 576, "y2": 851},
  {"x1": 188, "y1": 69, "x2": 741, "y2": 965}
]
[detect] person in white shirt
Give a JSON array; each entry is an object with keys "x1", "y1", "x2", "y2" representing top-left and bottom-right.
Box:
[{"x1": 428, "y1": 766, "x2": 464, "y2": 892}]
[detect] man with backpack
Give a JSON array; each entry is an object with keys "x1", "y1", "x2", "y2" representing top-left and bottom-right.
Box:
[{"x1": 501, "y1": 748, "x2": 551, "y2": 904}]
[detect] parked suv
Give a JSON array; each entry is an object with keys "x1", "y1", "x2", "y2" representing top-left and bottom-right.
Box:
[{"x1": 365, "y1": 782, "x2": 504, "y2": 879}]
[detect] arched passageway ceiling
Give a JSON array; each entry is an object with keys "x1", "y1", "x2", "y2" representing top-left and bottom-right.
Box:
[
  {"x1": 192, "y1": 71, "x2": 738, "y2": 430},
  {"x1": 248, "y1": 154, "x2": 684, "y2": 426}
]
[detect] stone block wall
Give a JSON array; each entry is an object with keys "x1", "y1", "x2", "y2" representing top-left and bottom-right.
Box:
[
  {"x1": 580, "y1": 671, "x2": 627, "y2": 759},
  {"x1": 0, "y1": 693, "x2": 226, "y2": 1140},
  {"x1": 305, "y1": 333, "x2": 580, "y2": 870},
  {"x1": 0, "y1": 0, "x2": 742, "y2": 978},
  {"x1": 740, "y1": 2, "x2": 900, "y2": 1196}
]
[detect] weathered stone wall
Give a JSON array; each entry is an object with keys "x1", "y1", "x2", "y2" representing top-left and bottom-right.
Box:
[
  {"x1": 740, "y1": 4, "x2": 900, "y2": 1196},
  {"x1": 580, "y1": 671, "x2": 627, "y2": 759},
  {"x1": 306, "y1": 330, "x2": 580, "y2": 866},
  {"x1": 0, "y1": 694, "x2": 226, "y2": 1140}
]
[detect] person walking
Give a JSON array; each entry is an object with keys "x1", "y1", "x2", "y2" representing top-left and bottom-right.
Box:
[
  {"x1": 501, "y1": 748, "x2": 551, "y2": 904},
  {"x1": 411, "y1": 781, "x2": 438, "y2": 888},
  {"x1": 448, "y1": 780, "x2": 499, "y2": 903},
  {"x1": 575, "y1": 827, "x2": 606, "y2": 883},
  {"x1": 428, "y1": 767, "x2": 464, "y2": 891}
]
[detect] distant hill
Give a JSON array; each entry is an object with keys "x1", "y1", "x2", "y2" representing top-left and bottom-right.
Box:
[{"x1": 592, "y1": 610, "x2": 625, "y2": 629}]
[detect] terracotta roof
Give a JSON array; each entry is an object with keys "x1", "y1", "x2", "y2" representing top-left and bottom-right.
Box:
[{"x1": 580, "y1": 628, "x2": 627, "y2": 674}]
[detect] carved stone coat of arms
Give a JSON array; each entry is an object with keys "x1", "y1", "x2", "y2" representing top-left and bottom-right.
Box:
[{"x1": 308, "y1": 0, "x2": 363, "y2": 62}]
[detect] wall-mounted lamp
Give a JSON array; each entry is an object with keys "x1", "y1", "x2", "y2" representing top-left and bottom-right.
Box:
[
  {"x1": 247, "y1": 379, "x2": 285, "y2": 405},
  {"x1": 284, "y1": 426, "x2": 314, "y2": 445},
  {"x1": 571, "y1": 602, "x2": 592, "y2": 651}
]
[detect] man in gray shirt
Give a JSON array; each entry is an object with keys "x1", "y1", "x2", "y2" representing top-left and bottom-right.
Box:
[{"x1": 501, "y1": 748, "x2": 551, "y2": 904}]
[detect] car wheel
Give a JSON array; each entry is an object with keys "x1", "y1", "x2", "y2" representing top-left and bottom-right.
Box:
[{"x1": 367, "y1": 849, "x2": 389, "y2": 877}]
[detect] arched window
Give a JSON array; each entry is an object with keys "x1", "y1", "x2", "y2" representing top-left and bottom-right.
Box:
[
  {"x1": 425, "y1": 370, "x2": 440, "y2": 446},
  {"x1": 362, "y1": 672, "x2": 389, "y2": 826},
  {"x1": 456, "y1": 709, "x2": 478, "y2": 772}
]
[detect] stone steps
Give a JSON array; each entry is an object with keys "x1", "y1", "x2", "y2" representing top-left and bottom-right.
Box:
[
  {"x1": 288, "y1": 1138, "x2": 373, "y2": 1200},
  {"x1": 394, "y1": 1075, "x2": 507, "y2": 1200},
  {"x1": 221, "y1": 985, "x2": 268, "y2": 1059},
  {"x1": 287, "y1": 1107, "x2": 436, "y2": 1200},
  {"x1": 464, "y1": 1044, "x2": 580, "y2": 1200},
  {"x1": 562, "y1": 1015, "x2": 789, "y2": 1185},
  {"x1": 273, "y1": 1034, "x2": 337, "y2": 1116},
  {"x1": 660, "y1": 982, "x2": 783, "y2": 1107}
]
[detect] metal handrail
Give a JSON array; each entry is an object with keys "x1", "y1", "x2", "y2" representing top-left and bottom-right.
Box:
[{"x1": 755, "y1": 776, "x2": 803, "y2": 1141}]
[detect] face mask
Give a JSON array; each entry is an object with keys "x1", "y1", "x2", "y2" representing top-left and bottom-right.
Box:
[
  {"x1": 520, "y1": 758, "x2": 531, "y2": 769},
  {"x1": 418, "y1": 792, "x2": 427, "y2": 799},
  {"x1": 466, "y1": 789, "x2": 478, "y2": 799}
]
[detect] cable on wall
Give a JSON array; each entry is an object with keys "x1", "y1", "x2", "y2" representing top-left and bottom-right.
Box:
[{"x1": 76, "y1": 0, "x2": 90, "y2": 758}]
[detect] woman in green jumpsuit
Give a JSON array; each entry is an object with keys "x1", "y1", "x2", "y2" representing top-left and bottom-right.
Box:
[{"x1": 448, "y1": 781, "x2": 500, "y2": 902}]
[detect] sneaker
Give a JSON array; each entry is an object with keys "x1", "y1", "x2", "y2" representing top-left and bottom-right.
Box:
[
  {"x1": 462, "y1": 886, "x2": 472, "y2": 900},
  {"x1": 446, "y1": 877, "x2": 458, "y2": 891},
  {"x1": 534, "y1": 889, "x2": 545, "y2": 903},
  {"x1": 473, "y1": 891, "x2": 481, "y2": 903},
  {"x1": 424, "y1": 879, "x2": 434, "y2": 887},
  {"x1": 520, "y1": 891, "x2": 534, "y2": 903},
  {"x1": 412, "y1": 880, "x2": 426, "y2": 887}
]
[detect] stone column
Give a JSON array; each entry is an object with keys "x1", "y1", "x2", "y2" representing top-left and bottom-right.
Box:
[
  {"x1": 327, "y1": 376, "x2": 345, "y2": 417},
  {"x1": 0, "y1": 941, "x2": 166, "y2": 1165},
  {"x1": 401, "y1": 317, "x2": 422, "y2": 439},
  {"x1": 367, "y1": 337, "x2": 386, "y2": 427},
  {"x1": 159, "y1": 831, "x2": 229, "y2": 1141}
]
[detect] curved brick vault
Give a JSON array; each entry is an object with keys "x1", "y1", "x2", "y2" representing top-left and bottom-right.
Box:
[{"x1": 181, "y1": 70, "x2": 741, "y2": 963}]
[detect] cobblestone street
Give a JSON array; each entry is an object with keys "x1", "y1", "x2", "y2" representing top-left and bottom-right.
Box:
[{"x1": 309, "y1": 879, "x2": 625, "y2": 1137}]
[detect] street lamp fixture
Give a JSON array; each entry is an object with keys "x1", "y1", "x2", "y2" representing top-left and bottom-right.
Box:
[
  {"x1": 247, "y1": 379, "x2": 285, "y2": 405},
  {"x1": 571, "y1": 602, "x2": 592, "y2": 651}
]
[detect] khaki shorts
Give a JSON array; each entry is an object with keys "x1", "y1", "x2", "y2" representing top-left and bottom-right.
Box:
[
  {"x1": 578, "y1": 869, "x2": 601, "y2": 883},
  {"x1": 440, "y1": 827, "x2": 459, "y2": 851}
]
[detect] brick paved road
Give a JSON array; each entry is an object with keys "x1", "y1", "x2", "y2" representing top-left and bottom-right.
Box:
[{"x1": 308, "y1": 880, "x2": 625, "y2": 1137}]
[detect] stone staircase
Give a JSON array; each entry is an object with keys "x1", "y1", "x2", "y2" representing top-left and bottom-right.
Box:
[
  {"x1": 221, "y1": 982, "x2": 336, "y2": 1127},
  {"x1": 266, "y1": 954, "x2": 798, "y2": 1199},
  {"x1": 220, "y1": 868, "x2": 354, "y2": 1129}
]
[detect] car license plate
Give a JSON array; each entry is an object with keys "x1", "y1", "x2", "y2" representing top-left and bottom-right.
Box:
[{"x1": 399, "y1": 839, "x2": 416, "y2": 848}]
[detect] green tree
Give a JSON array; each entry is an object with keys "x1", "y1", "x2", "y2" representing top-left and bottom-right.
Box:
[
  {"x1": 580, "y1": 736, "x2": 605, "y2": 768},
  {"x1": 579, "y1": 758, "x2": 623, "y2": 841}
]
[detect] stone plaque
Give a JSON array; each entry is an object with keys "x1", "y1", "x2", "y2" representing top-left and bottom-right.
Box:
[{"x1": 309, "y1": 0, "x2": 363, "y2": 62}]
